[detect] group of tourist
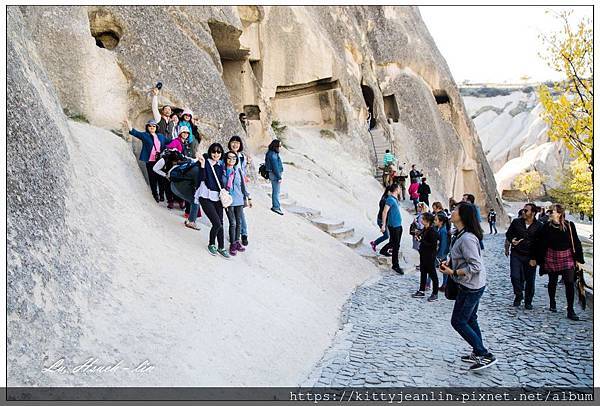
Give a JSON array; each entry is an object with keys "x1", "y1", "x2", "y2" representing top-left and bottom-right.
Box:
[
  {"x1": 123, "y1": 85, "x2": 285, "y2": 259},
  {"x1": 371, "y1": 180, "x2": 587, "y2": 371},
  {"x1": 372, "y1": 183, "x2": 496, "y2": 371}
]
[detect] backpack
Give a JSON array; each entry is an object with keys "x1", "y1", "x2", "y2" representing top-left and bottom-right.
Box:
[
  {"x1": 169, "y1": 160, "x2": 197, "y2": 182},
  {"x1": 258, "y1": 163, "x2": 269, "y2": 180}
]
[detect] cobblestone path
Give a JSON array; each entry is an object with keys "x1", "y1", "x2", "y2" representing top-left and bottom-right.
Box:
[{"x1": 304, "y1": 233, "x2": 593, "y2": 387}]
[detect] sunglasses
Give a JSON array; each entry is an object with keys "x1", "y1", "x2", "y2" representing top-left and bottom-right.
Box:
[
  {"x1": 210, "y1": 150, "x2": 222, "y2": 155},
  {"x1": 227, "y1": 156, "x2": 237, "y2": 161}
]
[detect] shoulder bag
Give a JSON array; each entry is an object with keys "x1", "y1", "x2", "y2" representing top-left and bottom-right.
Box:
[{"x1": 210, "y1": 162, "x2": 233, "y2": 208}]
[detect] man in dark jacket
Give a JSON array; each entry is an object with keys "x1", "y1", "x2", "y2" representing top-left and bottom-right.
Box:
[
  {"x1": 505, "y1": 203, "x2": 543, "y2": 309},
  {"x1": 417, "y1": 177, "x2": 431, "y2": 206},
  {"x1": 409, "y1": 164, "x2": 422, "y2": 183}
]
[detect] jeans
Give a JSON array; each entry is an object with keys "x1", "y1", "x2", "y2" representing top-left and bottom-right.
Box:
[
  {"x1": 171, "y1": 182, "x2": 199, "y2": 222},
  {"x1": 225, "y1": 205, "x2": 243, "y2": 244},
  {"x1": 240, "y1": 208, "x2": 248, "y2": 236},
  {"x1": 374, "y1": 220, "x2": 389, "y2": 247},
  {"x1": 381, "y1": 226, "x2": 402, "y2": 268},
  {"x1": 548, "y1": 268, "x2": 576, "y2": 312},
  {"x1": 270, "y1": 178, "x2": 281, "y2": 210},
  {"x1": 510, "y1": 253, "x2": 536, "y2": 305},
  {"x1": 488, "y1": 221, "x2": 497, "y2": 234},
  {"x1": 199, "y1": 198, "x2": 224, "y2": 249},
  {"x1": 451, "y1": 284, "x2": 488, "y2": 356}
]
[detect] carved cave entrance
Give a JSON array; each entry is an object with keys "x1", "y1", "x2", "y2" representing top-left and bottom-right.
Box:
[
  {"x1": 361, "y1": 85, "x2": 376, "y2": 129},
  {"x1": 383, "y1": 95, "x2": 399, "y2": 123},
  {"x1": 272, "y1": 78, "x2": 341, "y2": 127}
]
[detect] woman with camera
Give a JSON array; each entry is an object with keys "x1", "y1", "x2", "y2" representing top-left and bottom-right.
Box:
[{"x1": 439, "y1": 202, "x2": 497, "y2": 372}]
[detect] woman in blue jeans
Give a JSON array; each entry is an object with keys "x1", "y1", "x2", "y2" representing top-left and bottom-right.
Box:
[
  {"x1": 265, "y1": 139, "x2": 283, "y2": 215},
  {"x1": 440, "y1": 202, "x2": 497, "y2": 372}
]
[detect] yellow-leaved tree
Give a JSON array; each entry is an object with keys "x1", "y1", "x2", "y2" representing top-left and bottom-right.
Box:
[
  {"x1": 513, "y1": 171, "x2": 544, "y2": 202},
  {"x1": 537, "y1": 10, "x2": 593, "y2": 214}
]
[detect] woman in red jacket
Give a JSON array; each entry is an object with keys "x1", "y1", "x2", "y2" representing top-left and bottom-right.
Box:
[{"x1": 408, "y1": 179, "x2": 420, "y2": 213}]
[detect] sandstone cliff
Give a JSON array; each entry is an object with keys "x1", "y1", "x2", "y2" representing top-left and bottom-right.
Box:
[{"x1": 8, "y1": 5, "x2": 503, "y2": 386}]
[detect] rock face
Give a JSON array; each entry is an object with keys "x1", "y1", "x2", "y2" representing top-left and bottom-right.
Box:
[
  {"x1": 8, "y1": 5, "x2": 504, "y2": 386},
  {"x1": 462, "y1": 87, "x2": 569, "y2": 197},
  {"x1": 14, "y1": 5, "x2": 502, "y2": 211}
]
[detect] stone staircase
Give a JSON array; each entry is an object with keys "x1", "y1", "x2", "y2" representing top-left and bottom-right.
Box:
[
  {"x1": 263, "y1": 183, "x2": 413, "y2": 270},
  {"x1": 369, "y1": 128, "x2": 393, "y2": 182}
]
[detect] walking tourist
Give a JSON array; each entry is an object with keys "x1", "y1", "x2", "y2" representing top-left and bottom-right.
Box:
[
  {"x1": 417, "y1": 177, "x2": 431, "y2": 206},
  {"x1": 505, "y1": 203, "x2": 543, "y2": 309},
  {"x1": 435, "y1": 212, "x2": 451, "y2": 292},
  {"x1": 487, "y1": 208, "x2": 498, "y2": 234},
  {"x1": 408, "y1": 179, "x2": 420, "y2": 212},
  {"x1": 379, "y1": 184, "x2": 404, "y2": 274},
  {"x1": 370, "y1": 185, "x2": 393, "y2": 254},
  {"x1": 439, "y1": 202, "x2": 497, "y2": 371},
  {"x1": 535, "y1": 204, "x2": 585, "y2": 321}
]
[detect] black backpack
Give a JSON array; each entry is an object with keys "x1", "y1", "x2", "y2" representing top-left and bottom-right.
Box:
[
  {"x1": 258, "y1": 163, "x2": 269, "y2": 180},
  {"x1": 170, "y1": 160, "x2": 197, "y2": 182}
]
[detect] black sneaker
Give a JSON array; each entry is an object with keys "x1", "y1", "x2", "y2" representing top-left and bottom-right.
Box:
[
  {"x1": 512, "y1": 297, "x2": 521, "y2": 307},
  {"x1": 271, "y1": 208, "x2": 284, "y2": 215},
  {"x1": 461, "y1": 352, "x2": 478, "y2": 363},
  {"x1": 412, "y1": 290, "x2": 425, "y2": 298},
  {"x1": 241, "y1": 235, "x2": 248, "y2": 246},
  {"x1": 567, "y1": 312, "x2": 580, "y2": 321},
  {"x1": 427, "y1": 293, "x2": 438, "y2": 302},
  {"x1": 392, "y1": 266, "x2": 404, "y2": 275},
  {"x1": 549, "y1": 306, "x2": 557, "y2": 313},
  {"x1": 469, "y1": 353, "x2": 497, "y2": 371},
  {"x1": 524, "y1": 303, "x2": 533, "y2": 310}
]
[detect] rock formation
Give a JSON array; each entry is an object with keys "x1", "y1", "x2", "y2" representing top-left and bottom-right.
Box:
[
  {"x1": 8, "y1": 5, "x2": 504, "y2": 387},
  {"x1": 462, "y1": 87, "x2": 569, "y2": 198}
]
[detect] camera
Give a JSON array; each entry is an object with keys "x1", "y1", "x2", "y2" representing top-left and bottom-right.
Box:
[{"x1": 156, "y1": 81, "x2": 163, "y2": 90}]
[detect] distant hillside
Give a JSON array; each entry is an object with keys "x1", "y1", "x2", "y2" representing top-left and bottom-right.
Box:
[{"x1": 461, "y1": 85, "x2": 570, "y2": 198}]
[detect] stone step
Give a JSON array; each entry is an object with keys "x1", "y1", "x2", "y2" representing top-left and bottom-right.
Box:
[
  {"x1": 268, "y1": 191, "x2": 289, "y2": 199},
  {"x1": 280, "y1": 198, "x2": 296, "y2": 207},
  {"x1": 286, "y1": 205, "x2": 321, "y2": 219},
  {"x1": 327, "y1": 227, "x2": 355, "y2": 240},
  {"x1": 343, "y1": 235, "x2": 364, "y2": 248},
  {"x1": 310, "y1": 216, "x2": 344, "y2": 232}
]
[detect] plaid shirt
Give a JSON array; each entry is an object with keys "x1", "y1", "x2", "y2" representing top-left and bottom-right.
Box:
[{"x1": 544, "y1": 248, "x2": 575, "y2": 273}]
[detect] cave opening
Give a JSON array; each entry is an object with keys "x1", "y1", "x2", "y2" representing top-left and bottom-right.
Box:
[
  {"x1": 433, "y1": 89, "x2": 450, "y2": 104},
  {"x1": 88, "y1": 9, "x2": 122, "y2": 50},
  {"x1": 383, "y1": 95, "x2": 399, "y2": 123},
  {"x1": 361, "y1": 85, "x2": 376, "y2": 130}
]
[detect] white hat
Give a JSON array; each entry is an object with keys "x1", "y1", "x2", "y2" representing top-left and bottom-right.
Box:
[
  {"x1": 181, "y1": 109, "x2": 193, "y2": 117},
  {"x1": 178, "y1": 126, "x2": 190, "y2": 135}
]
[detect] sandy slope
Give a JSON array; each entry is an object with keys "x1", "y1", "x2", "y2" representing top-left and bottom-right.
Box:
[{"x1": 59, "y1": 121, "x2": 377, "y2": 386}]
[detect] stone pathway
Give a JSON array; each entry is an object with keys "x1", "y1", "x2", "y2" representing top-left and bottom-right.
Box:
[{"x1": 304, "y1": 233, "x2": 593, "y2": 387}]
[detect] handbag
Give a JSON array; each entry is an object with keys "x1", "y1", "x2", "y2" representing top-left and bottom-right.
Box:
[
  {"x1": 209, "y1": 162, "x2": 233, "y2": 208},
  {"x1": 445, "y1": 276, "x2": 458, "y2": 300},
  {"x1": 567, "y1": 221, "x2": 588, "y2": 309}
]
